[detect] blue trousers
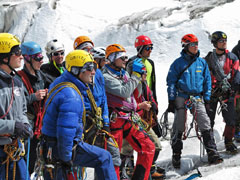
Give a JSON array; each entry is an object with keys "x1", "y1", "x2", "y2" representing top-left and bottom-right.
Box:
[
  {"x1": 0, "y1": 155, "x2": 30, "y2": 180},
  {"x1": 44, "y1": 141, "x2": 117, "y2": 180}
]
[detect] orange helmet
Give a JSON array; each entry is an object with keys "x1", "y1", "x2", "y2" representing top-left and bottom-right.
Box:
[
  {"x1": 73, "y1": 36, "x2": 94, "y2": 49},
  {"x1": 105, "y1": 44, "x2": 126, "y2": 59},
  {"x1": 181, "y1": 34, "x2": 198, "y2": 47}
]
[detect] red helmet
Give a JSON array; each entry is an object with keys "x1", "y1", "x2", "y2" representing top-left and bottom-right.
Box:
[
  {"x1": 134, "y1": 35, "x2": 152, "y2": 48},
  {"x1": 181, "y1": 34, "x2": 198, "y2": 47}
]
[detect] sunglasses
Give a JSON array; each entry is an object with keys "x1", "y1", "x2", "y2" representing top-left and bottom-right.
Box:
[
  {"x1": 12, "y1": 49, "x2": 22, "y2": 56},
  {"x1": 119, "y1": 56, "x2": 128, "y2": 61},
  {"x1": 218, "y1": 39, "x2": 227, "y2": 43},
  {"x1": 145, "y1": 46, "x2": 153, "y2": 51},
  {"x1": 31, "y1": 53, "x2": 44, "y2": 62},
  {"x1": 81, "y1": 62, "x2": 95, "y2": 72},
  {"x1": 189, "y1": 42, "x2": 198, "y2": 47},
  {"x1": 53, "y1": 51, "x2": 65, "y2": 56}
]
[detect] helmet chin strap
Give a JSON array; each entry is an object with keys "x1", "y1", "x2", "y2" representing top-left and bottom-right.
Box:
[
  {"x1": 2, "y1": 55, "x2": 17, "y2": 75},
  {"x1": 27, "y1": 58, "x2": 37, "y2": 73},
  {"x1": 111, "y1": 61, "x2": 122, "y2": 71},
  {"x1": 216, "y1": 47, "x2": 226, "y2": 52}
]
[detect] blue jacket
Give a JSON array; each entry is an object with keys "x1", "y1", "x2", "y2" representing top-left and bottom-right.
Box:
[
  {"x1": 167, "y1": 50, "x2": 211, "y2": 101},
  {"x1": 82, "y1": 69, "x2": 109, "y2": 126},
  {"x1": 42, "y1": 71, "x2": 86, "y2": 162}
]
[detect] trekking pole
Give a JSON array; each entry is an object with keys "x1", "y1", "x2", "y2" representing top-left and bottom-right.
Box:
[{"x1": 26, "y1": 136, "x2": 31, "y2": 180}]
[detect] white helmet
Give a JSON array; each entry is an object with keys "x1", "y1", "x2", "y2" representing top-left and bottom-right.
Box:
[
  {"x1": 45, "y1": 39, "x2": 64, "y2": 59},
  {"x1": 92, "y1": 47, "x2": 105, "y2": 59}
]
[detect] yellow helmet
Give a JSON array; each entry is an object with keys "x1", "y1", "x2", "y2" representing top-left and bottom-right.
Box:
[
  {"x1": 73, "y1": 36, "x2": 94, "y2": 50},
  {"x1": 105, "y1": 44, "x2": 126, "y2": 59},
  {"x1": 0, "y1": 33, "x2": 20, "y2": 53},
  {"x1": 65, "y1": 50, "x2": 94, "y2": 74}
]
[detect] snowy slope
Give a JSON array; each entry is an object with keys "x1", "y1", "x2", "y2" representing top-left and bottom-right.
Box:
[{"x1": 1, "y1": 0, "x2": 240, "y2": 179}]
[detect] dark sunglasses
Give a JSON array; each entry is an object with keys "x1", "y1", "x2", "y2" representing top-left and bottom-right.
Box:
[
  {"x1": 119, "y1": 56, "x2": 128, "y2": 61},
  {"x1": 145, "y1": 46, "x2": 153, "y2": 51},
  {"x1": 53, "y1": 51, "x2": 65, "y2": 56},
  {"x1": 31, "y1": 54, "x2": 44, "y2": 62},
  {"x1": 189, "y1": 42, "x2": 198, "y2": 47},
  {"x1": 218, "y1": 39, "x2": 227, "y2": 43},
  {"x1": 82, "y1": 62, "x2": 95, "y2": 72},
  {"x1": 12, "y1": 49, "x2": 22, "y2": 56}
]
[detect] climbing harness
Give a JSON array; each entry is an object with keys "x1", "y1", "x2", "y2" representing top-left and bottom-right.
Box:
[
  {"x1": 84, "y1": 85, "x2": 118, "y2": 148},
  {"x1": 2, "y1": 139, "x2": 25, "y2": 180},
  {"x1": 33, "y1": 82, "x2": 86, "y2": 180},
  {"x1": 183, "y1": 96, "x2": 201, "y2": 140}
]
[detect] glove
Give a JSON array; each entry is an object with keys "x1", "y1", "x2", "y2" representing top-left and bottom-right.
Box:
[
  {"x1": 204, "y1": 100, "x2": 211, "y2": 114},
  {"x1": 132, "y1": 58, "x2": 145, "y2": 76},
  {"x1": 167, "y1": 100, "x2": 175, "y2": 113},
  {"x1": 14, "y1": 122, "x2": 33, "y2": 139},
  {"x1": 102, "y1": 125, "x2": 110, "y2": 133},
  {"x1": 61, "y1": 160, "x2": 73, "y2": 171}
]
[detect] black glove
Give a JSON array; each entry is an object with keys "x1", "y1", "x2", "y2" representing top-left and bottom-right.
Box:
[
  {"x1": 14, "y1": 122, "x2": 33, "y2": 139},
  {"x1": 204, "y1": 100, "x2": 211, "y2": 114},
  {"x1": 61, "y1": 160, "x2": 73, "y2": 171},
  {"x1": 167, "y1": 100, "x2": 175, "y2": 113}
]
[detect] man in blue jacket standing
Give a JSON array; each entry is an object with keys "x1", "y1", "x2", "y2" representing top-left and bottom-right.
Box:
[
  {"x1": 166, "y1": 34, "x2": 222, "y2": 168},
  {"x1": 41, "y1": 50, "x2": 117, "y2": 180}
]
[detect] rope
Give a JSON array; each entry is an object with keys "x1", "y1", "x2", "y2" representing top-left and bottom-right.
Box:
[
  {"x1": 160, "y1": 109, "x2": 171, "y2": 139},
  {"x1": 182, "y1": 96, "x2": 202, "y2": 141},
  {"x1": 2, "y1": 139, "x2": 25, "y2": 180}
]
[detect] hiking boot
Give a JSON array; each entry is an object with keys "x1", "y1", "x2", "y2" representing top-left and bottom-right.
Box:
[
  {"x1": 207, "y1": 151, "x2": 223, "y2": 164},
  {"x1": 151, "y1": 171, "x2": 165, "y2": 180},
  {"x1": 156, "y1": 166, "x2": 166, "y2": 175},
  {"x1": 225, "y1": 141, "x2": 238, "y2": 154},
  {"x1": 150, "y1": 165, "x2": 166, "y2": 179},
  {"x1": 172, "y1": 153, "x2": 181, "y2": 169}
]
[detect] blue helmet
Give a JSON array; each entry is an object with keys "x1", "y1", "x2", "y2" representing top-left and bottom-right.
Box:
[{"x1": 21, "y1": 41, "x2": 42, "y2": 55}]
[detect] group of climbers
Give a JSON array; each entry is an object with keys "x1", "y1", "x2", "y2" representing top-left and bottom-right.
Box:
[
  {"x1": 167, "y1": 31, "x2": 240, "y2": 169},
  {"x1": 1, "y1": 30, "x2": 240, "y2": 180}
]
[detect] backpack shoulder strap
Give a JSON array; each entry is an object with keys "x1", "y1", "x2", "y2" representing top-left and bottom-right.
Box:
[
  {"x1": 44, "y1": 82, "x2": 86, "y2": 126},
  {"x1": 176, "y1": 59, "x2": 196, "y2": 84}
]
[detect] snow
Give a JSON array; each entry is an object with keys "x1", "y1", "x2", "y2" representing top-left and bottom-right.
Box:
[{"x1": 1, "y1": 0, "x2": 240, "y2": 179}]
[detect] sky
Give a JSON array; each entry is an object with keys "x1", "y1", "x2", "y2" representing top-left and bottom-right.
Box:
[{"x1": 1, "y1": 0, "x2": 240, "y2": 179}]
